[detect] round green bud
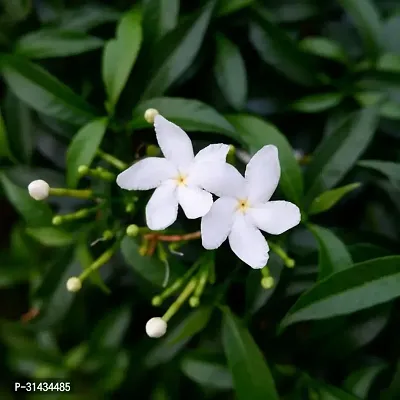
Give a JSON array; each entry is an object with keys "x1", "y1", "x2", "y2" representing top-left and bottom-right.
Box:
[
  {"x1": 261, "y1": 276, "x2": 274, "y2": 289},
  {"x1": 152, "y1": 296, "x2": 162, "y2": 306},
  {"x1": 102, "y1": 230, "x2": 113, "y2": 240},
  {"x1": 189, "y1": 297, "x2": 200, "y2": 308},
  {"x1": 78, "y1": 165, "x2": 89, "y2": 175},
  {"x1": 126, "y1": 224, "x2": 139, "y2": 237},
  {"x1": 286, "y1": 258, "x2": 295, "y2": 268},
  {"x1": 144, "y1": 108, "x2": 159, "y2": 124},
  {"x1": 125, "y1": 203, "x2": 135, "y2": 213},
  {"x1": 52, "y1": 216, "x2": 63, "y2": 225},
  {"x1": 146, "y1": 144, "x2": 160, "y2": 157}
]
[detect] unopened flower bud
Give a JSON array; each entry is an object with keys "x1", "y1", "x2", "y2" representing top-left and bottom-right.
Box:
[
  {"x1": 144, "y1": 108, "x2": 159, "y2": 124},
  {"x1": 146, "y1": 144, "x2": 160, "y2": 157},
  {"x1": 152, "y1": 296, "x2": 162, "y2": 306},
  {"x1": 28, "y1": 180, "x2": 50, "y2": 200},
  {"x1": 126, "y1": 224, "x2": 139, "y2": 237},
  {"x1": 145, "y1": 317, "x2": 167, "y2": 338},
  {"x1": 189, "y1": 297, "x2": 200, "y2": 308},
  {"x1": 66, "y1": 277, "x2": 82, "y2": 292},
  {"x1": 52, "y1": 216, "x2": 63, "y2": 226},
  {"x1": 78, "y1": 165, "x2": 89, "y2": 175},
  {"x1": 261, "y1": 276, "x2": 274, "y2": 289}
]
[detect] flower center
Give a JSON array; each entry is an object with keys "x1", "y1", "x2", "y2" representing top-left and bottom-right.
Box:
[
  {"x1": 237, "y1": 198, "x2": 249, "y2": 213},
  {"x1": 175, "y1": 174, "x2": 187, "y2": 186}
]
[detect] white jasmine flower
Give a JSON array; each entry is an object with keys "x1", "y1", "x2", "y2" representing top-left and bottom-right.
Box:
[
  {"x1": 117, "y1": 115, "x2": 231, "y2": 230},
  {"x1": 28, "y1": 179, "x2": 50, "y2": 200},
  {"x1": 146, "y1": 317, "x2": 167, "y2": 338},
  {"x1": 201, "y1": 145, "x2": 301, "y2": 269}
]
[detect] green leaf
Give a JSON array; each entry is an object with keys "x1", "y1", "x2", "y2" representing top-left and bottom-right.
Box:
[
  {"x1": 15, "y1": 29, "x2": 103, "y2": 59},
  {"x1": 226, "y1": 115, "x2": 304, "y2": 206},
  {"x1": 305, "y1": 107, "x2": 379, "y2": 202},
  {"x1": 181, "y1": 356, "x2": 233, "y2": 390},
  {"x1": 66, "y1": 117, "x2": 108, "y2": 188},
  {"x1": 145, "y1": 307, "x2": 212, "y2": 368},
  {"x1": 90, "y1": 307, "x2": 131, "y2": 349},
  {"x1": 120, "y1": 236, "x2": 184, "y2": 286},
  {"x1": 58, "y1": 4, "x2": 120, "y2": 32},
  {"x1": 132, "y1": 97, "x2": 236, "y2": 136},
  {"x1": 382, "y1": 15, "x2": 400, "y2": 54},
  {"x1": 1, "y1": 0, "x2": 31, "y2": 21},
  {"x1": 0, "y1": 253, "x2": 35, "y2": 287},
  {"x1": 0, "y1": 107, "x2": 16, "y2": 163},
  {"x1": 142, "y1": 0, "x2": 179, "y2": 44},
  {"x1": 358, "y1": 160, "x2": 400, "y2": 188},
  {"x1": 216, "y1": 0, "x2": 254, "y2": 16},
  {"x1": 280, "y1": 256, "x2": 400, "y2": 330},
  {"x1": 214, "y1": 33, "x2": 247, "y2": 110},
  {"x1": 26, "y1": 227, "x2": 74, "y2": 247},
  {"x1": 309, "y1": 183, "x2": 361, "y2": 215},
  {"x1": 337, "y1": 0, "x2": 382, "y2": 60},
  {"x1": 140, "y1": 0, "x2": 215, "y2": 101},
  {"x1": 222, "y1": 307, "x2": 279, "y2": 400},
  {"x1": 349, "y1": 243, "x2": 392, "y2": 263},
  {"x1": 293, "y1": 93, "x2": 343, "y2": 113},
  {"x1": 249, "y1": 7, "x2": 318, "y2": 86},
  {"x1": 308, "y1": 377, "x2": 360, "y2": 400},
  {"x1": 0, "y1": 54, "x2": 97, "y2": 124},
  {"x1": 3, "y1": 91, "x2": 35, "y2": 164},
  {"x1": 0, "y1": 173, "x2": 52, "y2": 227},
  {"x1": 354, "y1": 91, "x2": 400, "y2": 120},
  {"x1": 300, "y1": 36, "x2": 348, "y2": 63},
  {"x1": 308, "y1": 224, "x2": 353, "y2": 279},
  {"x1": 102, "y1": 8, "x2": 142, "y2": 112},
  {"x1": 344, "y1": 364, "x2": 387, "y2": 398}
]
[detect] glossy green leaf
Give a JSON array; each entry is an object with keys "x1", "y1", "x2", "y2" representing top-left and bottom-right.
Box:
[
  {"x1": 300, "y1": 36, "x2": 348, "y2": 63},
  {"x1": 102, "y1": 8, "x2": 142, "y2": 112},
  {"x1": 15, "y1": 29, "x2": 103, "y2": 59},
  {"x1": 280, "y1": 256, "x2": 400, "y2": 330},
  {"x1": 305, "y1": 106, "x2": 379, "y2": 202},
  {"x1": 358, "y1": 160, "x2": 400, "y2": 187},
  {"x1": 132, "y1": 97, "x2": 236, "y2": 136},
  {"x1": 309, "y1": 183, "x2": 361, "y2": 215},
  {"x1": 120, "y1": 236, "x2": 184, "y2": 286},
  {"x1": 344, "y1": 363, "x2": 387, "y2": 398},
  {"x1": 226, "y1": 115, "x2": 304, "y2": 206},
  {"x1": 181, "y1": 356, "x2": 233, "y2": 390},
  {"x1": 349, "y1": 243, "x2": 392, "y2": 263},
  {"x1": 66, "y1": 117, "x2": 108, "y2": 188},
  {"x1": 308, "y1": 224, "x2": 353, "y2": 279},
  {"x1": 0, "y1": 173, "x2": 52, "y2": 227},
  {"x1": 58, "y1": 4, "x2": 120, "y2": 32},
  {"x1": 0, "y1": 54, "x2": 97, "y2": 125},
  {"x1": 216, "y1": 0, "x2": 254, "y2": 16},
  {"x1": 222, "y1": 307, "x2": 279, "y2": 400},
  {"x1": 145, "y1": 307, "x2": 212, "y2": 368},
  {"x1": 3, "y1": 91, "x2": 35, "y2": 164},
  {"x1": 140, "y1": 0, "x2": 215, "y2": 101},
  {"x1": 249, "y1": 7, "x2": 318, "y2": 86},
  {"x1": 337, "y1": 0, "x2": 382, "y2": 60},
  {"x1": 142, "y1": 0, "x2": 179, "y2": 44},
  {"x1": 214, "y1": 33, "x2": 247, "y2": 110},
  {"x1": 293, "y1": 93, "x2": 343, "y2": 113},
  {"x1": 90, "y1": 307, "x2": 131, "y2": 349},
  {"x1": 26, "y1": 227, "x2": 74, "y2": 247}
]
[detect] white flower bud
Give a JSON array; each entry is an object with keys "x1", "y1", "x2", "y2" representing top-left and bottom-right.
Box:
[
  {"x1": 66, "y1": 277, "x2": 82, "y2": 292},
  {"x1": 145, "y1": 317, "x2": 167, "y2": 338},
  {"x1": 28, "y1": 180, "x2": 50, "y2": 200},
  {"x1": 144, "y1": 108, "x2": 159, "y2": 124}
]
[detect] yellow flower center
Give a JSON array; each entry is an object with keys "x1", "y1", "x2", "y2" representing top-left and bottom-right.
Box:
[
  {"x1": 237, "y1": 198, "x2": 249, "y2": 213},
  {"x1": 175, "y1": 174, "x2": 187, "y2": 186}
]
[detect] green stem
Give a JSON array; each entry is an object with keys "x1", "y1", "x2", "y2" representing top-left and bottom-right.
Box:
[
  {"x1": 49, "y1": 188, "x2": 93, "y2": 199},
  {"x1": 79, "y1": 166, "x2": 115, "y2": 182},
  {"x1": 162, "y1": 279, "x2": 197, "y2": 322},
  {"x1": 190, "y1": 264, "x2": 209, "y2": 307},
  {"x1": 97, "y1": 149, "x2": 128, "y2": 170},
  {"x1": 269, "y1": 242, "x2": 295, "y2": 268}
]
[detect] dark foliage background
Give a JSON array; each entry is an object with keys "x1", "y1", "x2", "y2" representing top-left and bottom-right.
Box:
[{"x1": 0, "y1": 0, "x2": 400, "y2": 399}]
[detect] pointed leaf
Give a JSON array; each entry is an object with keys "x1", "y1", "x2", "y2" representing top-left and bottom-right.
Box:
[
  {"x1": 15, "y1": 29, "x2": 104, "y2": 59},
  {"x1": 309, "y1": 183, "x2": 361, "y2": 215},
  {"x1": 337, "y1": 0, "x2": 382, "y2": 60},
  {"x1": 140, "y1": 0, "x2": 215, "y2": 101},
  {"x1": 300, "y1": 36, "x2": 348, "y2": 63},
  {"x1": 305, "y1": 107, "x2": 379, "y2": 202},
  {"x1": 66, "y1": 117, "x2": 108, "y2": 188},
  {"x1": 102, "y1": 8, "x2": 142, "y2": 112},
  {"x1": 216, "y1": 0, "x2": 254, "y2": 16},
  {"x1": 132, "y1": 97, "x2": 236, "y2": 136},
  {"x1": 293, "y1": 93, "x2": 343, "y2": 113},
  {"x1": 358, "y1": 160, "x2": 400, "y2": 188},
  {"x1": 308, "y1": 224, "x2": 353, "y2": 279},
  {"x1": 0, "y1": 107, "x2": 16, "y2": 163},
  {"x1": 308, "y1": 378, "x2": 360, "y2": 400},
  {"x1": 0, "y1": 54, "x2": 97, "y2": 124},
  {"x1": 26, "y1": 227, "x2": 74, "y2": 247},
  {"x1": 280, "y1": 256, "x2": 400, "y2": 330},
  {"x1": 226, "y1": 115, "x2": 303, "y2": 206},
  {"x1": 214, "y1": 33, "x2": 247, "y2": 110},
  {"x1": 222, "y1": 307, "x2": 279, "y2": 400}
]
